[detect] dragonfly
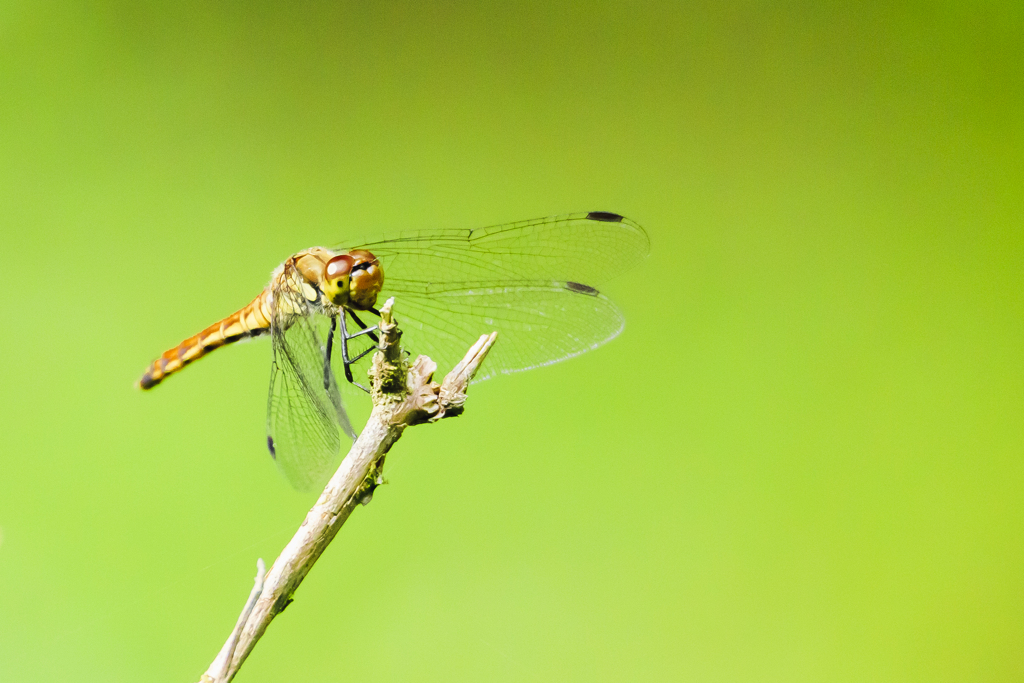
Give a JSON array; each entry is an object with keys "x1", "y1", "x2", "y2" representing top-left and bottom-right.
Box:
[{"x1": 138, "y1": 211, "x2": 649, "y2": 491}]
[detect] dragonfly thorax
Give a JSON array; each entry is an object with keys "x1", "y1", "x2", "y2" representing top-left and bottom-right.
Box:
[{"x1": 322, "y1": 249, "x2": 383, "y2": 311}]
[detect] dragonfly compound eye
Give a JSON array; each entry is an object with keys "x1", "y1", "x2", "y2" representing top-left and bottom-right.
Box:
[
  {"x1": 324, "y1": 254, "x2": 355, "y2": 304},
  {"x1": 347, "y1": 250, "x2": 383, "y2": 310}
]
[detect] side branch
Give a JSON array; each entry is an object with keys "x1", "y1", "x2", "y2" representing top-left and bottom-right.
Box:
[{"x1": 200, "y1": 298, "x2": 495, "y2": 683}]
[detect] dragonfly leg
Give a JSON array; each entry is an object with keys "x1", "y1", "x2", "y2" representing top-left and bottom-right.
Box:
[
  {"x1": 337, "y1": 311, "x2": 371, "y2": 393},
  {"x1": 349, "y1": 344, "x2": 376, "y2": 363},
  {"x1": 337, "y1": 313, "x2": 355, "y2": 384},
  {"x1": 348, "y1": 310, "x2": 380, "y2": 344},
  {"x1": 323, "y1": 315, "x2": 337, "y2": 391},
  {"x1": 346, "y1": 325, "x2": 379, "y2": 340}
]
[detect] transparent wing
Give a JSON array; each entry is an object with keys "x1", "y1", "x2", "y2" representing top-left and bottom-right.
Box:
[
  {"x1": 266, "y1": 265, "x2": 356, "y2": 492},
  {"x1": 345, "y1": 211, "x2": 649, "y2": 288},
  {"x1": 393, "y1": 280, "x2": 625, "y2": 380},
  {"x1": 341, "y1": 212, "x2": 648, "y2": 378}
]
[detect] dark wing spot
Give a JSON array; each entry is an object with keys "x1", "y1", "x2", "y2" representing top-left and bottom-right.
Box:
[
  {"x1": 565, "y1": 281, "x2": 600, "y2": 296},
  {"x1": 267, "y1": 435, "x2": 276, "y2": 459},
  {"x1": 139, "y1": 371, "x2": 156, "y2": 389},
  {"x1": 158, "y1": 357, "x2": 169, "y2": 372},
  {"x1": 586, "y1": 211, "x2": 624, "y2": 223}
]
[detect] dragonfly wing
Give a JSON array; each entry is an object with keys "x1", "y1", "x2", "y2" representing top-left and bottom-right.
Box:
[
  {"x1": 344, "y1": 279, "x2": 627, "y2": 382},
  {"x1": 345, "y1": 212, "x2": 650, "y2": 288},
  {"x1": 266, "y1": 267, "x2": 355, "y2": 492},
  {"x1": 339, "y1": 212, "x2": 647, "y2": 379}
]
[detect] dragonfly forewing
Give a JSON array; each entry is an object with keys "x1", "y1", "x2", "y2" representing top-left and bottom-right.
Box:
[{"x1": 347, "y1": 212, "x2": 649, "y2": 288}]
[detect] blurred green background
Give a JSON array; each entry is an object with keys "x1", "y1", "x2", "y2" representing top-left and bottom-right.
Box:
[{"x1": 1, "y1": 1, "x2": 1022, "y2": 681}]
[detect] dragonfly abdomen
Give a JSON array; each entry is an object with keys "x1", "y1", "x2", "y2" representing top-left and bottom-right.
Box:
[{"x1": 138, "y1": 292, "x2": 273, "y2": 389}]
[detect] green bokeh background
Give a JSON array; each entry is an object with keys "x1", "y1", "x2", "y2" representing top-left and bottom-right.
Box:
[{"x1": 1, "y1": 2, "x2": 1022, "y2": 681}]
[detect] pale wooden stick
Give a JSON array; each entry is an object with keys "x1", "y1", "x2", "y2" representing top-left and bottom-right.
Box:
[
  {"x1": 199, "y1": 298, "x2": 496, "y2": 683},
  {"x1": 204, "y1": 559, "x2": 266, "y2": 682}
]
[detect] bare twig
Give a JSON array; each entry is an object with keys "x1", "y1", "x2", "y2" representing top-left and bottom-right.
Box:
[
  {"x1": 198, "y1": 298, "x2": 496, "y2": 683},
  {"x1": 203, "y1": 560, "x2": 266, "y2": 682}
]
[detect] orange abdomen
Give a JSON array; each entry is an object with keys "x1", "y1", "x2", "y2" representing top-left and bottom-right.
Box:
[{"x1": 138, "y1": 291, "x2": 272, "y2": 390}]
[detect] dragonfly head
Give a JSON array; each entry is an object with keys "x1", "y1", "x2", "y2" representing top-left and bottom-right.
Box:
[{"x1": 323, "y1": 250, "x2": 383, "y2": 310}]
